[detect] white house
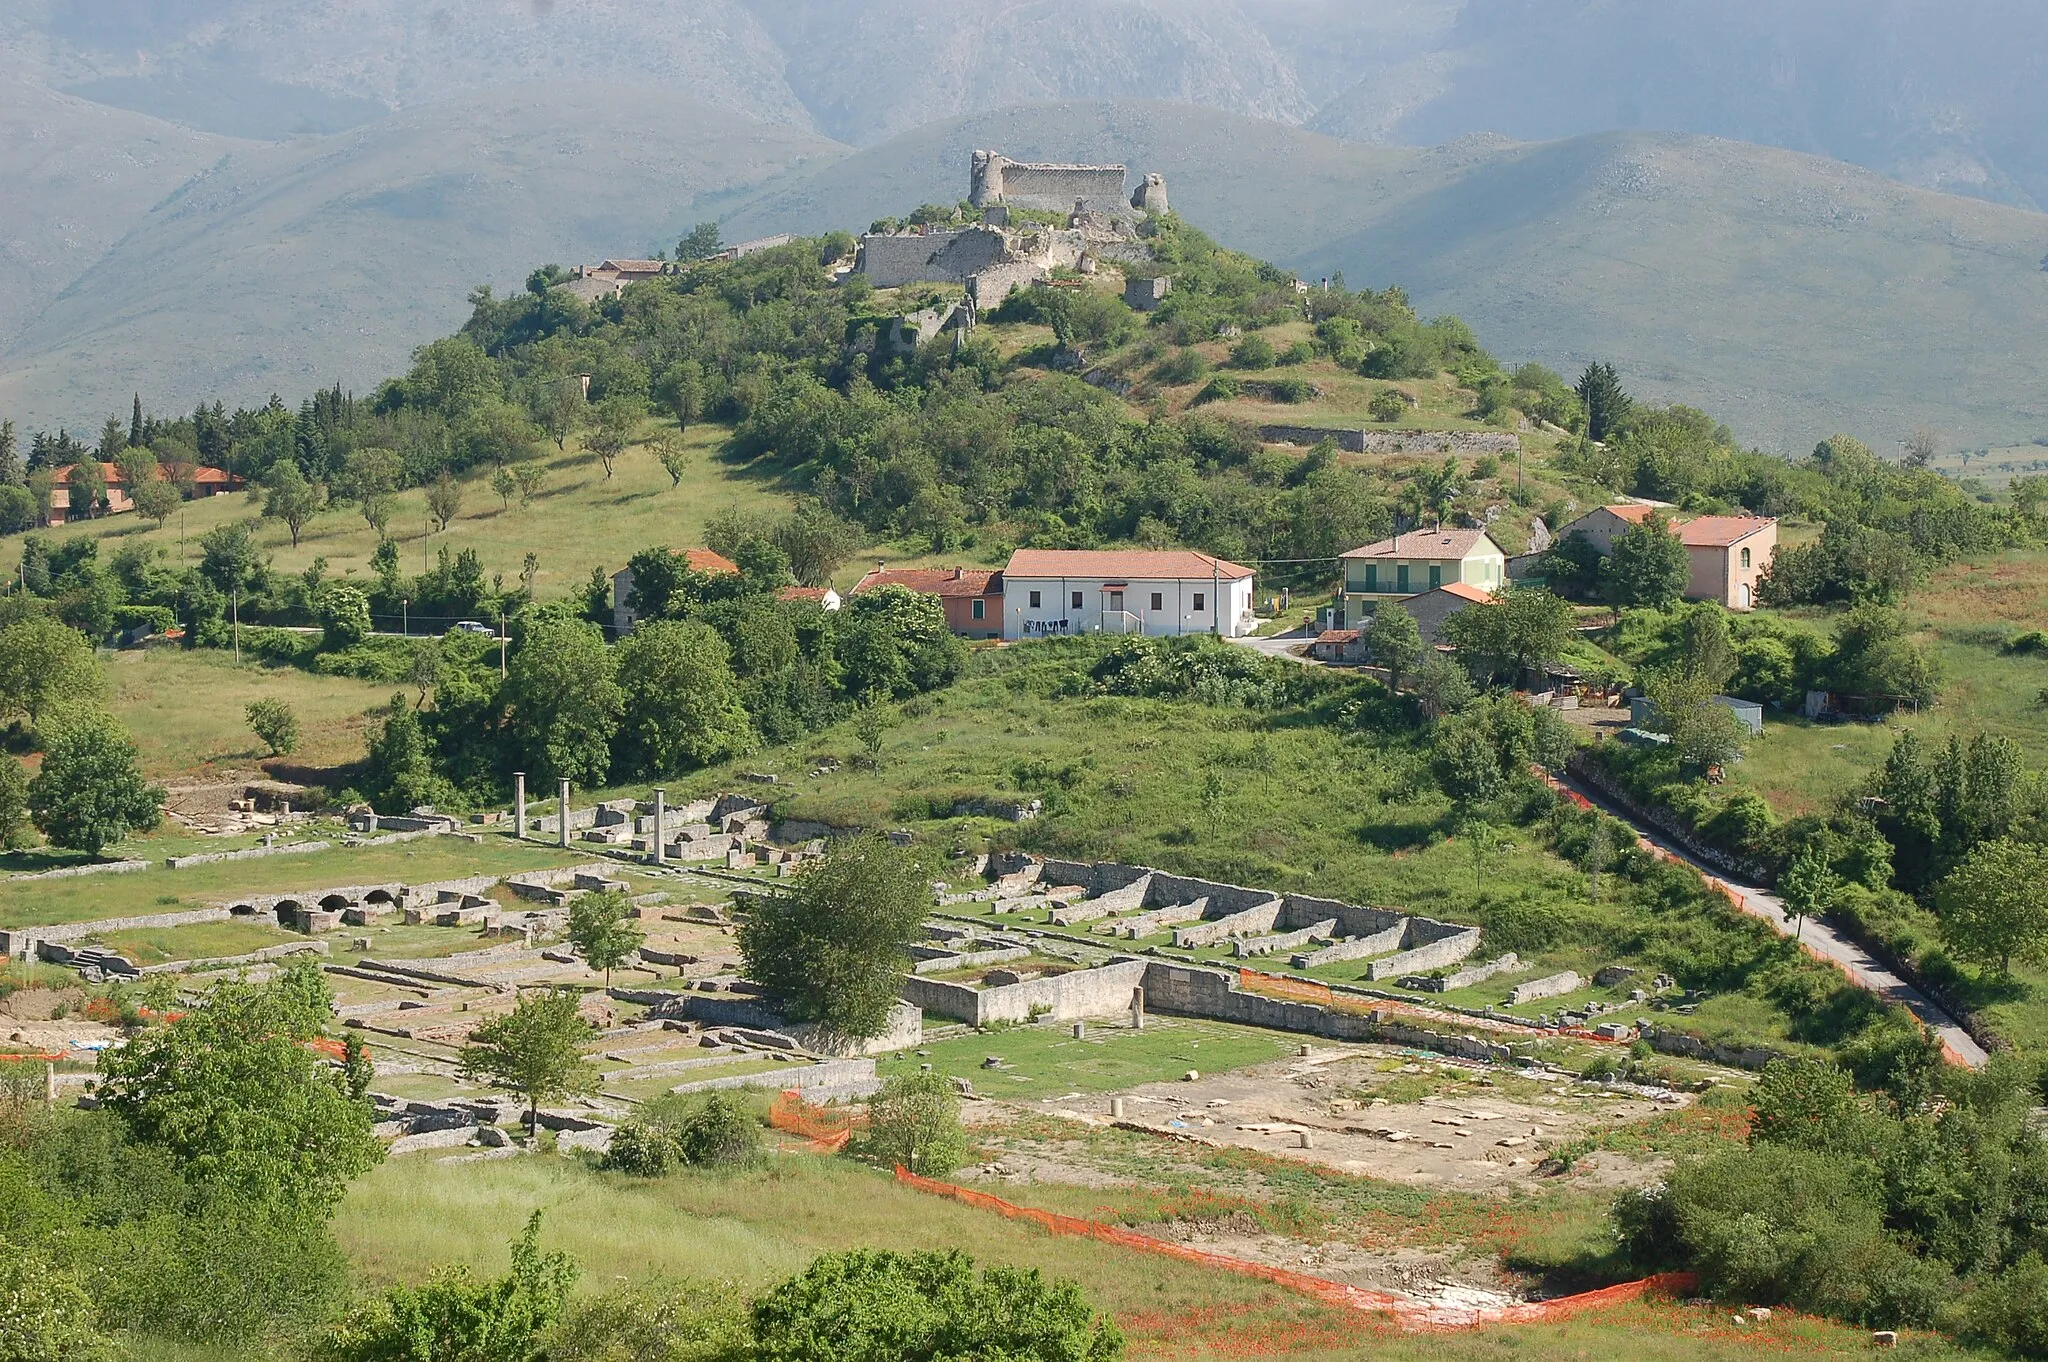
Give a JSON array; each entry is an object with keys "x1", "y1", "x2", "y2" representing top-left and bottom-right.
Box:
[{"x1": 1001, "y1": 549, "x2": 1256, "y2": 641}]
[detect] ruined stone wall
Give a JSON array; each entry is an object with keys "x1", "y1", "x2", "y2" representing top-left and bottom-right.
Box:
[
  {"x1": 1138, "y1": 962, "x2": 1513, "y2": 1063},
  {"x1": 1259, "y1": 427, "x2": 1523, "y2": 456},
  {"x1": 971, "y1": 153, "x2": 1128, "y2": 213},
  {"x1": 1364, "y1": 927, "x2": 1482, "y2": 980}
]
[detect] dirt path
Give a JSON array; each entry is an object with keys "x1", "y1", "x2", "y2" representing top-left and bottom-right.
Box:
[{"x1": 1559, "y1": 771, "x2": 1989, "y2": 1068}]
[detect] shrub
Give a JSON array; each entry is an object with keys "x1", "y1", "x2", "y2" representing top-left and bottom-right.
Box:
[
  {"x1": 1152, "y1": 348, "x2": 1208, "y2": 386},
  {"x1": 318, "y1": 1213, "x2": 576, "y2": 1362},
  {"x1": 1277, "y1": 341, "x2": 1315, "y2": 365},
  {"x1": 854, "y1": 1071, "x2": 968, "y2": 1176},
  {"x1": 2004, "y1": 629, "x2": 2048, "y2": 656},
  {"x1": 546, "y1": 1279, "x2": 751, "y2": 1362},
  {"x1": 602, "y1": 1092, "x2": 763, "y2": 1175},
  {"x1": 1227, "y1": 334, "x2": 1275, "y2": 370},
  {"x1": 1368, "y1": 389, "x2": 1409, "y2": 423},
  {"x1": 1956, "y1": 1254, "x2": 2048, "y2": 1359},
  {"x1": 245, "y1": 699, "x2": 300, "y2": 757},
  {"x1": 750, "y1": 1249, "x2": 1123, "y2": 1362},
  {"x1": 0, "y1": 1240, "x2": 117, "y2": 1362},
  {"x1": 1193, "y1": 376, "x2": 1241, "y2": 404}
]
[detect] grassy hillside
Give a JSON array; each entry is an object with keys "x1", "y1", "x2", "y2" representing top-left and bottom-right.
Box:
[
  {"x1": 0, "y1": 83, "x2": 843, "y2": 429},
  {"x1": 719, "y1": 100, "x2": 2048, "y2": 452}
]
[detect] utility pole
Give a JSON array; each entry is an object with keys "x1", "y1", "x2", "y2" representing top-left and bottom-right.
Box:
[
  {"x1": 497, "y1": 609, "x2": 507, "y2": 677},
  {"x1": 422, "y1": 514, "x2": 430, "y2": 574},
  {"x1": 401, "y1": 598, "x2": 408, "y2": 637},
  {"x1": 231, "y1": 586, "x2": 240, "y2": 663}
]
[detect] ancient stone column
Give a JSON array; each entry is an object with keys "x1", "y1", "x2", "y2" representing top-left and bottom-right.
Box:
[
  {"x1": 651, "y1": 788, "x2": 666, "y2": 866},
  {"x1": 1130, "y1": 986, "x2": 1146, "y2": 1031},
  {"x1": 514, "y1": 773, "x2": 527, "y2": 840},
  {"x1": 557, "y1": 779, "x2": 571, "y2": 849}
]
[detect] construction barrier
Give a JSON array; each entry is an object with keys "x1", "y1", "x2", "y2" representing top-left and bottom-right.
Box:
[
  {"x1": 1235, "y1": 968, "x2": 1629, "y2": 1047},
  {"x1": 893, "y1": 1166, "x2": 1695, "y2": 1329},
  {"x1": 0, "y1": 1051, "x2": 63, "y2": 1063},
  {"x1": 769, "y1": 1090, "x2": 866, "y2": 1153}
]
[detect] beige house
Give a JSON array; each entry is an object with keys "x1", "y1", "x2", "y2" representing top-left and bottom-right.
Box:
[
  {"x1": 1552, "y1": 505, "x2": 1776, "y2": 611},
  {"x1": 1340, "y1": 528, "x2": 1505, "y2": 624},
  {"x1": 1679, "y1": 516, "x2": 1777, "y2": 611}
]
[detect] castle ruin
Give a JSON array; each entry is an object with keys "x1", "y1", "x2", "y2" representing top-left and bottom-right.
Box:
[{"x1": 856, "y1": 151, "x2": 1169, "y2": 306}]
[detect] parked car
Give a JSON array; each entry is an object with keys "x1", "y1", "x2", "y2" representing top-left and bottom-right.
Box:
[{"x1": 448, "y1": 620, "x2": 494, "y2": 637}]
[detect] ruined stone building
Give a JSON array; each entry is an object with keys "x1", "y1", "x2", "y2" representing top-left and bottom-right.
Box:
[{"x1": 855, "y1": 151, "x2": 1170, "y2": 308}]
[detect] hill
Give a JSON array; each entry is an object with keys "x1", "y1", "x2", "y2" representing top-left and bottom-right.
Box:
[
  {"x1": 719, "y1": 100, "x2": 2048, "y2": 452},
  {"x1": 0, "y1": 73, "x2": 243, "y2": 349},
  {"x1": 0, "y1": 84, "x2": 842, "y2": 429}
]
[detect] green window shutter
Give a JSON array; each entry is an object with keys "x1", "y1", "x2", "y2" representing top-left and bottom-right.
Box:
[
  {"x1": 1429, "y1": 564, "x2": 1442, "y2": 589},
  {"x1": 1364, "y1": 563, "x2": 1377, "y2": 592},
  {"x1": 1397, "y1": 564, "x2": 1409, "y2": 593}
]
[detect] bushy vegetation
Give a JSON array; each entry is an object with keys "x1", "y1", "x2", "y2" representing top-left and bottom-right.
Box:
[{"x1": 1619, "y1": 1054, "x2": 2048, "y2": 1350}]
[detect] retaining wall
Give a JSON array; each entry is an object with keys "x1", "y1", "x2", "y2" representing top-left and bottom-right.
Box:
[
  {"x1": 1290, "y1": 921, "x2": 1405, "y2": 968},
  {"x1": 1258, "y1": 426, "x2": 1522, "y2": 455},
  {"x1": 8, "y1": 859, "x2": 151, "y2": 882},
  {"x1": 1173, "y1": 899, "x2": 1282, "y2": 948},
  {"x1": 1138, "y1": 962, "x2": 1513, "y2": 1062},
  {"x1": 1508, "y1": 971, "x2": 1582, "y2": 1005},
  {"x1": 1365, "y1": 927, "x2": 1483, "y2": 980},
  {"x1": 901, "y1": 959, "x2": 1148, "y2": 1027},
  {"x1": 1405, "y1": 953, "x2": 1522, "y2": 993},
  {"x1": 667, "y1": 1057, "x2": 880, "y2": 1099},
  {"x1": 167, "y1": 840, "x2": 334, "y2": 869},
  {"x1": 0, "y1": 906, "x2": 234, "y2": 957}
]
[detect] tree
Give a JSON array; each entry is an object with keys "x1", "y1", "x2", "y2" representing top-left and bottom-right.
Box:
[
  {"x1": 614, "y1": 620, "x2": 757, "y2": 777},
  {"x1": 1643, "y1": 667, "x2": 1748, "y2": 773},
  {"x1": 566, "y1": 888, "x2": 644, "y2": 987},
  {"x1": 319, "y1": 1213, "x2": 577, "y2": 1362},
  {"x1": 750, "y1": 1249, "x2": 1123, "y2": 1362},
  {"x1": 0, "y1": 754, "x2": 29, "y2": 848},
  {"x1": 678, "y1": 222, "x2": 723, "y2": 262},
  {"x1": 1440, "y1": 584, "x2": 1574, "y2": 685},
  {"x1": 586, "y1": 398, "x2": 636, "y2": 479},
  {"x1": 131, "y1": 473, "x2": 181, "y2": 528},
  {"x1": 1366, "y1": 602, "x2": 1424, "y2": 694},
  {"x1": 538, "y1": 378, "x2": 586, "y2": 451},
  {"x1": 261, "y1": 461, "x2": 325, "y2": 548},
  {"x1": 1606, "y1": 509, "x2": 1689, "y2": 608},
  {"x1": 318, "y1": 582, "x2": 373, "y2": 652},
  {"x1": 458, "y1": 989, "x2": 597, "y2": 1136},
  {"x1": 64, "y1": 460, "x2": 105, "y2": 519},
  {"x1": 652, "y1": 431, "x2": 690, "y2": 488},
  {"x1": 1902, "y1": 428, "x2": 1938, "y2": 469},
  {"x1": 0, "y1": 616, "x2": 102, "y2": 728},
  {"x1": 854, "y1": 694, "x2": 887, "y2": 766},
  {"x1": 735, "y1": 835, "x2": 928, "y2": 1039},
  {"x1": 1369, "y1": 388, "x2": 1408, "y2": 423},
  {"x1": 655, "y1": 359, "x2": 703, "y2": 433},
  {"x1": 502, "y1": 615, "x2": 621, "y2": 785},
  {"x1": 490, "y1": 464, "x2": 517, "y2": 509},
  {"x1": 339, "y1": 448, "x2": 402, "y2": 535},
  {"x1": 1575, "y1": 362, "x2": 1633, "y2": 443},
  {"x1": 27, "y1": 711, "x2": 163, "y2": 855},
  {"x1": 1461, "y1": 814, "x2": 1501, "y2": 898},
  {"x1": 837, "y1": 585, "x2": 966, "y2": 700},
  {"x1": 510, "y1": 461, "x2": 547, "y2": 508},
  {"x1": 246, "y1": 699, "x2": 300, "y2": 757},
  {"x1": 0, "y1": 1242, "x2": 119, "y2": 1362},
  {"x1": 425, "y1": 470, "x2": 463, "y2": 532},
  {"x1": 1778, "y1": 842, "x2": 1841, "y2": 941},
  {"x1": 1677, "y1": 604, "x2": 1738, "y2": 693},
  {"x1": 95, "y1": 963, "x2": 380, "y2": 1212},
  {"x1": 0, "y1": 418, "x2": 19, "y2": 485},
  {"x1": 604, "y1": 1091, "x2": 762, "y2": 1175},
  {"x1": 1411, "y1": 653, "x2": 1475, "y2": 718},
  {"x1": 1936, "y1": 839, "x2": 2048, "y2": 976}
]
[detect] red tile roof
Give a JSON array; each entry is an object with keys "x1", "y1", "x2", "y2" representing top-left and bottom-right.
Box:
[
  {"x1": 1003, "y1": 549, "x2": 1254, "y2": 581},
  {"x1": 854, "y1": 566, "x2": 1002, "y2": 598},
  {"x1": 1341, "y1": 529, "x2": 1500, "y2": 560},
  {"x1": 683, "y1": 549, "x2": 740, "y2": 575},
  {"x1": 51, "y1": 461, "x2": 124, "y2": 484},
  {"x1": 187, "y1": 466, "x2": 236, "y2": 486},
  {"x1": 778, "y1": 585, "x2": 832, "y2": 602},
  {"x1": 1435, "y1": 581, "x2": 1496, "y2": 603},
  {"x1": 1316, "y1": 629, "x2": 1360, "y2": 644},
  {"x1": 1678, "y1": 516, "x2": 1776, "y2": 548},
  {"x1": 1602, "y1": 504, "x2": 1657, "y2": 523}
]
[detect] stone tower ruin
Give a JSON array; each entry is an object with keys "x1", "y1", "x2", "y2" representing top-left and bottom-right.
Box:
[{"x1": 969, "y1": 151, "x2": 1167, "y2": 218}]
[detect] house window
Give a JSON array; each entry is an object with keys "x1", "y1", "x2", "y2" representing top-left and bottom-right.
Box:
[
  {"x1": 1149, "y1": 592, "x2": 1163, "y2": 612},
  {"x1": 1364, "y1": 564, "x2": 1378, "y2": 592},
  {"x1": 1071, "y1": 591, "x2": 1084, "y2": 609},
  {"x1": 1741, "y1": 547, "x2": 1751, "y2": 569},
  {"x1": 1396, "y1": 564, "x2": 1410, "y2": 593},
  {"x1": 1028, "y1": 590, "x2": 1042, "y2": 608},
  {"x1": 1429, "y1": 564, "x2": 1442, "y2": 590},
  {"x1": 971, "y1": 598, "x2": 985, "y2": 620},
  {"x1": 1192, "y1": 592, "x2": 1206, "y2": 612}
]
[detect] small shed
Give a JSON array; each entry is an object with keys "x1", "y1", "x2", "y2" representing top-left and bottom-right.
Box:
[{"x1": 1630, "y1": 694, "x2": 1765, "y2": 736}]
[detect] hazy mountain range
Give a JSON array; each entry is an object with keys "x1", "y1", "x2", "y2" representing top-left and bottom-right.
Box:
[{"x1": 4, "y1": 1, "x2": 2048, "y2": 452}]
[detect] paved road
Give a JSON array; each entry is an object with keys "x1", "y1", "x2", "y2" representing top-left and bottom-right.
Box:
[
  {"x1": 1228, "y1": 629, "x2": 1321, "y2": 664},
  {"x1": 1557, "y1": 772, "x2": 1990, "y2": 1069}
]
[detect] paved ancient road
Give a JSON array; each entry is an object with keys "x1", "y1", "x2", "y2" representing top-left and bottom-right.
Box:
[{"x1": 1557, "y1": 772, "x2": 1990, "y2": 1069}]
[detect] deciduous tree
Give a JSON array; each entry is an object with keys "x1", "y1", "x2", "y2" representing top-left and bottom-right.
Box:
[
  {"x1": 735, "y1": 835, "x2": 927, "y2": 1039},
  {"x1": 27, "y1": 711, "x2": 162, "y2": 855},
  {"x1": 614, "y1": 620, "x2": 756, "y2": 776},
  {"x1": 245, "y1": 699, "x2": 300, "y2": 757},
  {"x1": 458, "y1": 989, "x2": 597, "y2": 1136},
  {"x1": 425, "y1": 470, "x2": 463, "y2": 532},
  {"x1": 1936, "y1": 838, "x2": 2048, "y2": 976},
  {"x1": 502, "y1": 615, "x2": 621, "y2": 785},
  {"x1": 1606, "y1": 509, "x2": 1689, "y2": 608},
  {"x1": 1366, "y1": 602, "x2": 1423, "y2": 694},
  {"x1": 566, "y1": 888, "x2": 644, "y2": 987},
  {"x1": 261, "y1": 461, "x2": 325, "y2": 548}
]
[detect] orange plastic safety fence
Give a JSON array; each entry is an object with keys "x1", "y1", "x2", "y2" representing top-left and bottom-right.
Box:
[
  {"x1": 769, "y1": 1090, "x2": 866, "y2": 1153},
  {"x1": 893, "y1": 1166, "x2": 1695, "y2": 1330},
  {"x1": 1237, "y1": 970, "x2": 1333, "y2": 1008},
  {"x1": 306, "y1": 1037, "x2": 348, "y2": 1061},
  {"x1": 0, "y1": 1051, "x2": 63, "y2": 1063}
]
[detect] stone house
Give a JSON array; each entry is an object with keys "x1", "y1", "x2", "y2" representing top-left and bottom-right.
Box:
[
  {"x1": 610, "y1": 550, "x2": 740, "y2": 636},
  {"x1": 1000, "y1": 549, "x2": 1256, "y2": 640},
  {"x1": 1401, "y1": 580, "x2": 1498, "y2": 644},
  {"x1": 1124, "y1": 276, "x2": 1171, "y2": 311},
  {"x1": 852, "y1": 565, "x2": 1003, "y2": 640},
  {"x1": 1339, "y1": 528, "x2": 1505, "y2": 624}
]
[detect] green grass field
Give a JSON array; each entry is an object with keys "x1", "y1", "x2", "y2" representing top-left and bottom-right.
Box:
[{"x1": 103, "y1": 647, "x2": 396, "y2": 779}]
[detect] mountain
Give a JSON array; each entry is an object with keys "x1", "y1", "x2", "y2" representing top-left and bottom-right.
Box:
[
  {"x1": 0, "y1": 73, "x2": 242, "y2": 350},
  {"x1": 718, "y1": 101, "x2": 2048, "y2": 452},
  {"x1": 0, "y1": 84, "x2": 841, "y2": 428}
]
